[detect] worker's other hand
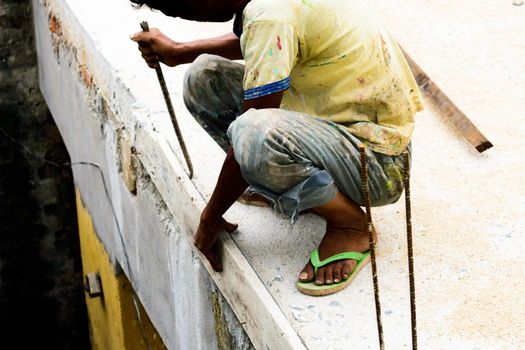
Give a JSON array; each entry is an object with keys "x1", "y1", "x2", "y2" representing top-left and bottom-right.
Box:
[
  {"x1": 130, "y1": 28, "x2": 182, "y2": 68},
  {"x1": 194, "y1": 215, "x2": 238, "y2": 272}
]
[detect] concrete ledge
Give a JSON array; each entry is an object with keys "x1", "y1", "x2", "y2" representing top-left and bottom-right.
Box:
[
  {"x1": 33, "y1": 0, "x2": 303, "y2": 348},
  {"x1": 33, "y1": 0, "x2": 525, "y2": 349},
  {"x1": 137, "y1": 128, "x2": 304, "y2": 349}
]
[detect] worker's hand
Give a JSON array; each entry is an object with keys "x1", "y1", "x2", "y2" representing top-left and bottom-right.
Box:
[
  {"x1": 130, "y1": 28, "x2": 183, "y2": 68},
  {"x1": 194, "y1": 215, "x2": 238, "y2": 272}
]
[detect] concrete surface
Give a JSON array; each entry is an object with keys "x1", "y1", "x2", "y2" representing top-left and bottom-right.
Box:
[{"x1": 33, "y1": 0, "x2": 525, "y2": 348}]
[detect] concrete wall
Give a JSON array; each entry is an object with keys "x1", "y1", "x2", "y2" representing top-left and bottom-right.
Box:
[
  {"x1": 76, "y1": 188, "x2": 166, "y2": 350},
  {"x1": 0, "y1": 0, "x2": 90, "y2": 348},
  {"x1": 31, "y1": 0, "x2": 257, "y2": 348}
]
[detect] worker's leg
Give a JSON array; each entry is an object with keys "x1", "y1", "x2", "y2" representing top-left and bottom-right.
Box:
[
  {"x1": 228, "y1": 109, "x2": 407, "y2": 215},
  {"x1": 183, "y1": 54, "x2": 244, "y2": 151},
  {"x1": 228, "y1": 109, "x2": 409, "y2": 285}
]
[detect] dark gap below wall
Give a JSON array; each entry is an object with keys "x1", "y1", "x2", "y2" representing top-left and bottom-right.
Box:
[{"x1": 0, "y1": 0, "x2": 90, "y2": 348}]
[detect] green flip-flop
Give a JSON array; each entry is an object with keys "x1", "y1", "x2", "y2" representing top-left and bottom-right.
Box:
[{"x1": 296, "y1": 249, "x2": 371, "y2": 296}]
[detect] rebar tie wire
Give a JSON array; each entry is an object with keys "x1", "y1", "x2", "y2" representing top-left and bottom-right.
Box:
[
  {"x1": 140, "y1": 21, "x2": 194, "y2": 179},
  {"x1": 359, "y1": 145, "x2": 385, "y2": 350}
]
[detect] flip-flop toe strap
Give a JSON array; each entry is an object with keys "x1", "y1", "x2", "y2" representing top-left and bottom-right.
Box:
[{"x1": 310, "y1": 249, "x2": 368, "y2": 274}]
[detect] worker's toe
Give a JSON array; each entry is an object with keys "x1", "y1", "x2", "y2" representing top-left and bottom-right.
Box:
[
  {"x1": 298, "y1": 262, "x2": 314, "y2": 282},
  {"x1": 332, "y1": 261, "x2": 343, "y2": 283},
  {"x1": 314, "y1": 267, "x2": 326, "y2": 285},
  {"x1": 341, "y1": 260, "x2": 356, "y2": 280},
  {"x1": 324, "y1": 264, "x2": 334, "y2": 285}
]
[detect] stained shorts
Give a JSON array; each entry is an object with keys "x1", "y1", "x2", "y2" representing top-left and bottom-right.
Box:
[{"x1": 183, "y1": 54, "x2": 410, "y2": 220}]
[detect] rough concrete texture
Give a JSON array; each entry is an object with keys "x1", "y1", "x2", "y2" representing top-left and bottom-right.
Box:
[
  {"x1": 33, "y1": 0, "x2": 525, "y2": 349},
  {"x1": 32, "y1": 0, "x2": 254, "y2": 349},
  {"x1": 0, "y1": 0, "x2": 89, "y2": 348},
  {"x1": 76, "y1": 189, "x2": 167, "y2": 350}
]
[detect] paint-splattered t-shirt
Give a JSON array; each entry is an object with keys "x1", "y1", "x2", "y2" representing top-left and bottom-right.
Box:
[{"x1": 240, "y1": 0, "x2": 424, "y2": 155}]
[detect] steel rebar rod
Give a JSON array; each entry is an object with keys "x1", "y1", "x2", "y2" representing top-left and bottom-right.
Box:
[
  {"x1": 140, "y1": 21, "x2": 194, "y2": 179},
  {"x1": 359, "y1": 145, "x2": 385, "y2": 350},
  {"x1": 403, "y1": 151, "x2": 418, "y2": 350}
]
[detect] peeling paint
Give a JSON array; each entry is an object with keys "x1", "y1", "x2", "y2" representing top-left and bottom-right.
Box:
[
  {"x1": 42, "y1": 1, "x2": 140, "y2": 195},
  {"x1": 48, "y1": 14, "x2": 60, "y2": 34}
]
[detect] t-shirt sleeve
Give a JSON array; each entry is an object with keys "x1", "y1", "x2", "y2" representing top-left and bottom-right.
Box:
[{"x1": 240, "y1": 20, "x2": 298, "y2": 100}]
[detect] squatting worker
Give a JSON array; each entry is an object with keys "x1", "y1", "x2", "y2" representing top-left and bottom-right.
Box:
[{"x1": 130, "y1": 0, "x2": 423, "y2": 296}]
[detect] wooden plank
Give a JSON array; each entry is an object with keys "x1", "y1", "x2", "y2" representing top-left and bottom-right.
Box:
[{"x1": 402, "y1": 48, "x2": 493, "y2": 153}]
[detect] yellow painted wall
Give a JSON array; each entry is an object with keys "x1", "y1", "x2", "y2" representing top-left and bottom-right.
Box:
[{"x1": 76, "y1": 188, "x2": 167, "y2": 350}]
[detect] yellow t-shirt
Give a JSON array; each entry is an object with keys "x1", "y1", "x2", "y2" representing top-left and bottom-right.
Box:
[{"x1": 240, "y1": 0, "x2": 424, "y2": 155}]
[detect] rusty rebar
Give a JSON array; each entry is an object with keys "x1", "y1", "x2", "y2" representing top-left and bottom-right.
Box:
[
  {"x1": 359, "y1": 145, "x2": 384, "y2": 350},
  {"x1": 403, "y1": 151, "x2": 418, "y2": 350},
  {"x1": 140, "y1": 21, "x2": 194, "y2": 179}
]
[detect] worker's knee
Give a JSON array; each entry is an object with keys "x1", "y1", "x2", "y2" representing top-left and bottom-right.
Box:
[
  {"x1": 183, "y1": 54, "x2": 222, "y2": 114},
  {"x1": 183, "y1": 54, "x2": 218, "y2": 92},
  {"x1": 228, "y1": 110, "x2": 297, "y2": 190},
  {"x1": 228, "y1": 110, "x2": 284, "y2": 164},
  {"x1": 183, "y1": 55, "x2": 244, "y2": 119}
]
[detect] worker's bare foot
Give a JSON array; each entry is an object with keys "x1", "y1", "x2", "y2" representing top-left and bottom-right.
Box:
[
  {"x1": 194, "y1": 210, "x2": 238, "y2": 272},
  {"x1": 238, "y1": 191, "x2": 272, "y2": 207},
  {"x1": 298, "y1": 191, "x2": 377, "y2": 285}
]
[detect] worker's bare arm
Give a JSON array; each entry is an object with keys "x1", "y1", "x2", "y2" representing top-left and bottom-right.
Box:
[
  {"x1": 194, "y1": 91, "x2": 284, "y2": 271},
  {"x1": 130, "y1": 29, "x2": 242, "y2": 68}
]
